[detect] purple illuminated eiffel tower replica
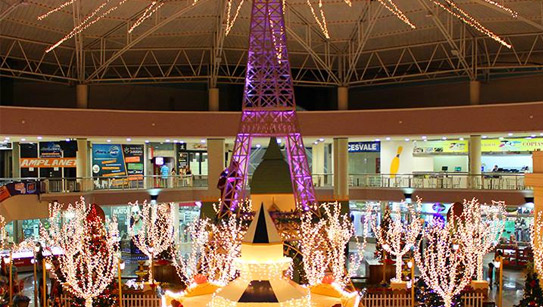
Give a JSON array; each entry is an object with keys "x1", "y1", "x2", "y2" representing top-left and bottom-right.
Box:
[{"x1": 219, "y1": 0, "x2": 317, "y2": 216}]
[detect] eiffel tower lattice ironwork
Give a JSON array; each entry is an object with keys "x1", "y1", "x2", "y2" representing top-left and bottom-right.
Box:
[{"x1": 219, "y1": 0, "x2": 317, "y2": 216}]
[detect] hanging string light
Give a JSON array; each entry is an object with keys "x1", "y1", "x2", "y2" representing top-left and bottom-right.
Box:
[
  {"x1": 455, "y1": 198, "x2": 506, "y2": 281},
  {"x1": 368, "y1": 200, "x2": 422, "y2": 282},
  {"x1": 40, "y1": 197, "x2": 119, "y2": 307},
  {"x1": 481, "y1": 0, "x2": 518, "y2": 17},
  {"x1": 128, "y1": 201, "x2": 175, "y2": 283},
  {"x1": 377, "y1": 0, "x2": 416, "y2": 29},
  {"x1": 430, "y1": 0, "x2": 512, "y2": 48},
  {"x1": 414, "y1": 217, "x2": 477, "y2": 307},
  {"x1": 224, "y1": 0, "x2": 245, "y2": 36},
  {"x1": 532, "y1": 211, "x2": 543, "y2": 276},
  {"x1": 128, "y1": 1, "x2": 165, "y2": 33}
]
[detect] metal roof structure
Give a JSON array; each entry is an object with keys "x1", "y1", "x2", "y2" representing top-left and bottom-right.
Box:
[{"x1": 1, "y1": 0, "x2": 542, "y2": 87}]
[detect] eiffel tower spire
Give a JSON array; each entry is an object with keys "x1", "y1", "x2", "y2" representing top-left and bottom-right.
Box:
[{"x1": 219, "y1": 0, "x2": 317, "y2": 216}]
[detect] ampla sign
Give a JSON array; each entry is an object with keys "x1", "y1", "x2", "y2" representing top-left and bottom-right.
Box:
[
  {"x1": 348, "y1": 141, "x2": 381, "y2": 152},
  {"x1": 20, "y1": 158, "x2": 77, "y2": 168}
]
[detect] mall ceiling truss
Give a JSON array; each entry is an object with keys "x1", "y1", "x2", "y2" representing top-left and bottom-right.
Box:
[{"x1": 1, "y1": 0, "x2": 542, "y2": 87}]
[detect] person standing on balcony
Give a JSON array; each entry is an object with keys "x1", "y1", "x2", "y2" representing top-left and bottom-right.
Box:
[{"x1": 160, "y1": 164, "x2": 169, "y2": 188}]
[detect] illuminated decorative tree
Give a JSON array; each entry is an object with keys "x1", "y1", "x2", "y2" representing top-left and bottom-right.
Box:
[
  {"x1": 455, "y1": 198, "x2": 506, "y2": 281},
  {"x1": 299, "y1": 202, "x2": 365, "y2": 288},
  {"x1": 415, "y1": 218, "x2": 476, "y2": 307},
  {"x1": 369, "y1": 201, "x2": 422, "y2": 282},
  {"x1": 533, "y1": 211, "x2": 543, "y2": 277},
  {"x1": 128, "y1": 201, "x2": 175, "y2": 283},
  {"x1": 40, "y1": 198, "x2": 119, "y2": 307},
  {"x1": 172, "y1": 213, "x2": 246, "y2": 286}
]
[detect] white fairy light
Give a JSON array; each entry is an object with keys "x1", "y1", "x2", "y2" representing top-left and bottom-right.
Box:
[
  {"x1": 368, "y1": 200, "x2": 422, "y2": 282},
  {"x1": 40, "y1": 197, "x2": 119, "y2": 307},
  {"x1": 171, "y1": 211, "x2": 246, "y2": 285},
  {"x1": 128, "y1": 1, "x2": 165, "y2": 33},
  {"x1": 481, "y1": 0, "x2": 518, "y2": 17},
  {"x1": 224, "y1": 0, "x2": 245, "y2": 36},
  {"x1": 431, "y1": 0, "x2": 511, "y2": 48},
  {"x1": 456, "y1": 198, "x2": 506, "y2": 281},
  {"x1": 299, "y1": 202, "x2": 365, "y2": 288},
  {"x1": 128, "y1": 201, "x2": 175, "y2": 283},
  {"x1": 377, "y1": 0, "x2": 416, "y2": 29},
  {"x1": 532, "y1": 211, "x2": 543, "y2": 276},
  {"x1": 415, "y1": 217, "x2": 477, "y2": 307},
  {"x1": 37, "y1": 0, "x2": 78, "y2": 20}
]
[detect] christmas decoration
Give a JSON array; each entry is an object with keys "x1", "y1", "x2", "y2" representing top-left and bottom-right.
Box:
[
  {"x1": 368, "y1": 200, "x2": 422, "y2": 282},
  {"x1": 455, "y1": 198, "x2": 506, "y2": 281},
  {"x1": 40, "y1": 197, "x2": 120, "y2": 307},
  {"x1": 532, "y1": 211, "x2": 543, "y2": 277},
  {"x1": 299, "y1": 202, "x2": 365, "y2": 288},
  {"x1": 128, "y1": 201, "x2": 175, "y2": 283},
  {"x1": 515, "y1": 262, "x2": 543, "y2": 307},
  {"x1": 374, "y1": 205, "x2": 392, "y2": 262},
  {"x1": 414, "y1": 217, "x2": 476, "y2": 307}
]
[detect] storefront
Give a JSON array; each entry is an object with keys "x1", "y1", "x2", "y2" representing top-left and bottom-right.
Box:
[
  {"x1": 92, "y1": 143, "x2": 145, "y2": 189},
  {"x1": 19, "y1": 141, "x2": 77, "y2": 179}
]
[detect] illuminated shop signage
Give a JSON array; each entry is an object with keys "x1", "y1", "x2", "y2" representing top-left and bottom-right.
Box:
[
  {"x1": 20, "y1": 157, "x2": 77, "y2": 168},
  {"x1": 348, "y1": 141, "x2": 380, "y2": 152},
  {"x1": 414, "y1": 138, "x2": 543, "y2": 154}
]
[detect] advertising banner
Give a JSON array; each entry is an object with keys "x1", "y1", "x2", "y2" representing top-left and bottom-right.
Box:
[
  {"x1": 481, "y1": 138, "x2": 543, "y2": 152},
  {"x1": 0, "y1": 181, "x2": 40, "y2": 203},
  {"x1": 92, "y1": 144, "x2": 144, "y2": 178},
  {"x1": 413, "y1": 140, "x2": 468, "y2": 154},
  {"x1": 39, "y1": 142, "x2": 63, "y2": 158},
  {"x1": 20, "y1": 158, "x2": 77, "y2": 168},
  {"x1": 348, "y1": 141, "x2": 381, "y2": 152}
]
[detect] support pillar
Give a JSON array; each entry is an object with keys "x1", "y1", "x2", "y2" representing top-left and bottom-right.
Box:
[
  {"x1": 469, "y1": 81, "x2": 480, "y2": 105},
  {"x1": 337, "y1": 86, "x2": 349, "y2": 110},
  {"x1": 333, "y1": 138, "x2": 349, "y2": 200},
  {"x1": 208, "y1": 87, "x2": 219, "y2": 111},
  {"x1": 525, "y1": 151, "x2": 543, "y2": 277},
  {"x1": 76, "y1": 139, "x2": 90, "y2": 191},
  {"x1": 469, "y1": 135, "x2": 482, "y2": 188},
  {"x1": 207, "y1": 138, "x2": 225, "y2": 199},
  {"x1": 312, "y1": 142, "x2": 325, "y2": 187},
  {"x1": 76, "y1": 84, "x2": 88, "y2": 109},
  {"x1": 11, "y1": 142, "x2": 20, "y2": 178}
]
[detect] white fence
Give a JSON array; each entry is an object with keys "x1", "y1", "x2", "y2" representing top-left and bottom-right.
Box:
[
  {"x1": 360, "y1": 292, "x2": 485, "y2": 307},
  {"x1": 60, "y1": 294, "x2": 161, "y2": 307}
]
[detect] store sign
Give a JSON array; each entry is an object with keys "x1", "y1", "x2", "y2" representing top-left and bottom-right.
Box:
[
  {"x1": 20, "y1": 157, "x2": 76, "y2": 168},
  {"x1": 39, "y1": 142, "x2": 63, "y2": 158},
  {"x1": 0, "y1": 143, "x2": 12, "y2": 150},
  {"x1": 414, "y1": 140, "x2": 468, "y2": 154},
  {"x1": 482, "y1": 138, "x2": 543, "y2": 152},
  {"x1": 348, "y1": 141, "x2": 380, "y2": 152}
]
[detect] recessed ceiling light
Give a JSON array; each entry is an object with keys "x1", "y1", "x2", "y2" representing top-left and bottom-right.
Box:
[
  {"x1": 499, "y1": 137, "x2": 504, "y2": 140},
  {"x1": 442, "y1": 137, "x2": 447, "y2": 140},
  {"x1": 385, "y1": 137, "x2": 391, "y2": 141},
  {"x1": 106, "y1": 139, "x2": 111, "y2": 143},
  {"x1": 277, "y1": 138, "x2": 282, "y2": 144},
  {"x1": 65, "y1": 138, "x2": 70, "y2": 142},
  {"x1": 540, "y1": 133, "x2": 543, "y2": 136},
  {"x1": 482, "y1": 135, "x2": 487, "y2": 139},
  {"x1": 200, "y1": 139, "x2": 206, "y2": 144},
  {"x1": 173, "y1": 140, "x2": 178, "y2": 143},
  {"x1": 37, "y1": 136, "x2": 43, "y2": 140},
  {"x1": 375, "y1": 138, "x2": 380, "y2": 142},
  {"x1": 531, "y1": 134, "x2": 536, "y2": 138},
  {"x1": 422, "y1": 136, "x2": 427, "y2": 140},
  {"x1": 459, "y1": 137, "x2": 464, "y2": 141},
  {"x1": 145, "y1": 140, "x2": 150, "y2": 143},
  {"x1": 319, "y1": 138, "x2": 324, "y2": 142},
  {"x1": 314, "y1": 141, "x2": 318, "y2": 145},
  {"x1": 256, "y1": 144, "x2": 261, "y2": 148},
  {"x1": 508, "y1": 133, "x2": 513, "y2": 136},
  {"x1": 405, "y1": 138, "x2": 410, "y2": 142},
  {"x1": 21, "y1": 138, "x2": 26, "y2": 142},
  {"x1": 126, "y1": 138, "x2": 131, "y2": 142},
  {"x1": 165, "y1": 139, "x2": 171, "y2": 143}
]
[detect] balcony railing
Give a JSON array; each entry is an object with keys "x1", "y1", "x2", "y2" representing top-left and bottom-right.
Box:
[
  {"x1": 1, "y1": 172, "x2": 529, "y2": 195},
  {"x1": 313, "y1": 172, "x2": 528, "y2": 190}
]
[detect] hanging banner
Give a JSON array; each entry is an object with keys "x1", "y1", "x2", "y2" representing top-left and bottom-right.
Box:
[
  {"x1": 348, "y1": 141, "x2": 381, "y2": 152},
  {"x1": 20, "y1": 158, "x2": 77, "y2": 168},
  {"x1": 92, "y1": 144, "x2": 144, "y2": 178},
  {"x1": 413, "y1": 140, "x2": 468, "y2": 154}
]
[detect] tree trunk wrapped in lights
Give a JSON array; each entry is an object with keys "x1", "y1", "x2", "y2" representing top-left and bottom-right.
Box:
[
  {"x1": 414, "y1": 218, "x2": 476, "y2": 307},
  {"x1": 533, "y1": 211, "x2": 543, "y2": 277},
  {"x1": 40, "y1": 198, "x2": 119, "y2": 307},
  {"x1": 171, "y1": 214, "x2": 246, "y2": 286},
  {"x1": 128, "y1": 201, "x2": 175, "y2": 283},
  {"x1": 299, "y1": 202, "x2": 365, "y2": 288},
  {"x1": 368, "y1": 201, "x2": 422, "y2": 282},
  {"x1": 455, "y1": 198, "x2": 506, "y2": 281}
]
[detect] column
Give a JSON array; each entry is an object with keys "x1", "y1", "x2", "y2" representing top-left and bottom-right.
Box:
[
  {"x1": 11, "y1": 142, "x2": 20, "y2": 178},
  {"x1": 333, "y1": 138, "x2": 349, "y2": 200},
  {"x1": 469, "y1": 135, "x2": 482, "y2": 188},
  {"x1": 208, "y1": 87, "x2": 219, "y2": 111},
  {"x1": 312, "y1": 142, "x2": 325, "y2": 187},
  {"x1": 469, "y1": 81, "x2": 480, "y2": 105},
  {"x1": 337, "y1": 86, "x2": 349, "y2": 110},
  {"x1": 525, "y1": 151, "x2": 543, "y2": 277},
  {"x1": 76, "y1": 84, "x2": 88, "y2": 109},
  {"x1": 76, "y1": 138, "x2": 90, "y2": 191},
  {"x1": 207, "y1": 138, "x2": 225, "y2": 198}
]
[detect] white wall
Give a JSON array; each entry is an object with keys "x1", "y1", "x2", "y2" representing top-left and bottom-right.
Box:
[
  {"x1": 380, "y1": 141, "x2": 433, "y2": 174},
  {"x1": 433, "y1": 156, "x2": 469, "y2": 172},
  {"x1": 481, "y1": 155, "x2": 533, "y2": 172}
]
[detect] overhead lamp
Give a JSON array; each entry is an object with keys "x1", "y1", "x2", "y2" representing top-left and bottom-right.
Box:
[
  {"x1": 459, "y1": 137, "x2": 464, "y2": 141},
  {"x1": 21, "y1": 138, "x2": 26, "y2": 142},
  {"x1": 256, "y1": 144, "x2": 261, "y2": 148},
  {"x1": 422, "y1": 136, "x2": 427, "y2": 140},
  {"x1": 145, "y1": 140, "x2": 150, "y2": 143},
  {"x1": 442, "y1": 137, "x2": 447, "y2": 140},
  {"x1": 508, "y1": 133, "x2": 514, "y2": 136},
  {"x1": 200, "y1": 139, "x2": 206, "y2": 144},
  {"x1": 385, "y1": 137, "x2": 391, "y2": 141},
  {"x1": 531, "y1": 134, "x2": 536, "y2": 138},
  {"x1": 277, "y1": 138, "x2": 282, "y2": 144},
  {"x1": 37, "y1": 136, "x2": 43, "y2": 140},
  {"x1": 319, "y1": 138, "x2": 324, "y2": 142},
  {"x1": 106, "y1": 139, "x2": 111, "y2": 143},
  {"x1": 404, "y1": 138, "x2": 410, "y2": 142},
  {"x1": 482, "y1": 135, "x2": 487, "y2": 139},
  {"x1": 165, "y1": 139, "x2": 171, "y2": 143}
]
